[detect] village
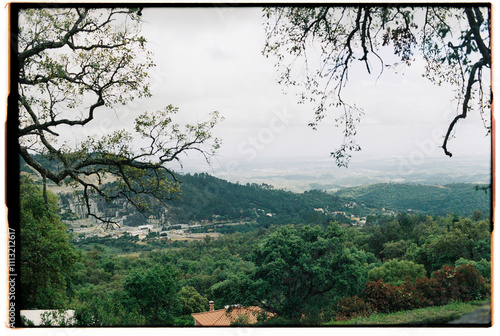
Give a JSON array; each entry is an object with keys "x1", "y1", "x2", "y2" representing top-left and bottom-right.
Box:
[
  {"x1": 67, "y1": 206, "x2": 370, "y2": 242},
  {"x1": 68, "y1": 220, "x2": 222, "y2": 242}
]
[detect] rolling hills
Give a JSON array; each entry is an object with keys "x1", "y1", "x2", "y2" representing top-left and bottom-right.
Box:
[
  {"x1": 21, "y1": 155, "x2": 491, "y2": 225},
  {"x1": 333, "y1": 183, "x2": 491, "y2": 216}
]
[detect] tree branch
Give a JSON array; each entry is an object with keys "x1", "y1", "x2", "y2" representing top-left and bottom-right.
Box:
[
  {"x1": 465, "y1": 7, "x2": 491, "y2": 65},
  {"x1": 442, "y1": 59, "x2": 486, "y2": 157}
]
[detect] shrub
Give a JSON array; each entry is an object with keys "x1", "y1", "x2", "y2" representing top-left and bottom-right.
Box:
[
  {"x1": 433, "y1": 264, "x2": 489, "y2": 302},
  {"x1": 368, "y1": 259, "x2": 426, "y2": 284},
  {"x1": 455, "y1": 258, "x2": 491, "y2": 280},
  {"x1": 414, "y1": 277, "x2": 446, "y2": 306},
  {"x1": 335, "y1": 264, "x2": 490, "y2": 321},
  {"x1": 362, "y1": 280, "x2": 402, "y2": 313},
  {"x1": 362, "y1": 279, "x2": 428, "y2": 313},
  {"x1": 399, "y1": 278, "x2": 432, "y2": 309},
  {"x1": 334, "y1": 295, "x2": 373, "y2": 321}
]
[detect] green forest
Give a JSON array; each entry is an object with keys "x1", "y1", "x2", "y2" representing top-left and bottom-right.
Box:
[
  {"x1": 334, "y1": 183, "x2": 491, "y2": 216},
  {"x1": 19, "y1": 176, "x2": 491, "y2": 326},
  {"x1": 169, "y1": 174, "x2": 492, "y2": 221}
]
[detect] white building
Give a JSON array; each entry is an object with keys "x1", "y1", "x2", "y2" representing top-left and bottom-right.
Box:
[{"x1": 20, "y1": 310, "x2": 75, "y2": 326}]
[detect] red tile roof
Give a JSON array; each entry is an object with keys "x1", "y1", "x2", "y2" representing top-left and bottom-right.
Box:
[{"x1": 192, "y1": 306, "x2": 269, "y2": 326}]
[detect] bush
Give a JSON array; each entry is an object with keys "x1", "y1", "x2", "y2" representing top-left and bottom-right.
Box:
[
  {"x1": 335, "y1": 264, "x2": 490, "y2": 321},
  {"x1": 399, "y1": 279, "x2": 432, "y2": 309},
  {"x1": 334, "y1": 295, "x2": 373, "y2": 321},
  {"x1": 455, "y1": 258, "x2": 491, "y2": 280},
  {"x1": 414, "y1": 277, "x2": 447, "y2": 306},
  {"x1": 361, "y1": 279, "x2": 426, "y2": 313},
  {"x1": 432, "y1": 264, "x2": 489, "y2": 303},
  {"x1": 368, "y1": 259, "x2": 426, "y2": 284},
  {"x1": 362, "y1": 280, "x2": 401, "y2": 313}
]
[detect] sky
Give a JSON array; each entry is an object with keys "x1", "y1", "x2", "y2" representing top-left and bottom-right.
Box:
[
  {"x1": 75, "y1": 5, "x2": 490, "y2": 176},
  {"x1": 7, "y1": 4, "x2": 494, "y2": 177}
]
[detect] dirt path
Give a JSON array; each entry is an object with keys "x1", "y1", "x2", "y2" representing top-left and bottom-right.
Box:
[{"x1": 448, "y1": 302, "x2": 491, "y2": 325}]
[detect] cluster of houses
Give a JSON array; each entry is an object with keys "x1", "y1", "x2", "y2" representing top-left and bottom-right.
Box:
[
  {"x1": 313, "y1": 208, "x2": 367, "y2": 226},
  {"x1": 69, "y1": 222, "x2": 214, "y2": 241},
  {"x1": 69, "y1": 210, "x2": 370, "y2": 241}
]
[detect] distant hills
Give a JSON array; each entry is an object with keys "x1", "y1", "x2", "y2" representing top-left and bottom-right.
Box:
[
  {"x1": 20, "y1": 155, "x2": 491, "y2": 225},
  {"x1": 157, "y1": 174, "x2": 491, "y2": 223},
  {"x1": 168, "y1": 173, "x2": 349, "y2": 225},
  {"x1": 209, "y1": 155, "x2": 491, "y2": 192},
  {"x1": 334, "y1": 183, "x2": 491, "y2": 217}
]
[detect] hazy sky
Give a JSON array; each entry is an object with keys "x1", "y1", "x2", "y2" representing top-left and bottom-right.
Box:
[{"x1": 50, "y1": 6, "x2": 493, "y2": 174}]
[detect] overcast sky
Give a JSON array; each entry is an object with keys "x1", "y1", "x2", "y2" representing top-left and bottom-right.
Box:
[{"x1": 60, "y1": 6, "x2": 493, "y2": 174}]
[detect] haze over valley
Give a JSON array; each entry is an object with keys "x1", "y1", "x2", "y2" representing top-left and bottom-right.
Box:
[{"x1": 183, "y1": 154, "x2": 491, "y2": 193}]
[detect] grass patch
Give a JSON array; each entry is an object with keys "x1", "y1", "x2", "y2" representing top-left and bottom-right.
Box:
[{"x1": 325, "y1": 301, "x2": 489, "y2": 326}]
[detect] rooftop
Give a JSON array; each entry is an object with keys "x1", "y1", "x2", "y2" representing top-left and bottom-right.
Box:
[{"x1": 192, "y1": 306, "x2": 269, "y2": 326}]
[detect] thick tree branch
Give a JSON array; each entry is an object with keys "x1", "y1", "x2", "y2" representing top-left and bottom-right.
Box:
[
  {"x1": 442, "y1": 59, "x2": 486, "y2": 157},
  {"x1": 18, "y1": 9, "x2": 88, "y2": 64},
  {"x1": 19, "y1": 8, "x2": 134, "y2": 65},
  {"x1": 359, "y1": 7, "x2": 371, "y2": 73},
  {"x1": 19, "y1": 95, "x2": 105, "y2": 136},
  {"x1": 465, "y1": 7, "x2": 491, "y2": 66}
]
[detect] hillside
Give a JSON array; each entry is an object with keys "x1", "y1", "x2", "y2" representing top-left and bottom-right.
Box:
[
  {"x1": 22, "y1": 155, "x2": 491, "y2": 224},
  {"x1": 334, "y1": 183, "x2": 491, "y2": 217},
  {"x1": 162, "y1": 173, "x2": 353, "y2": 224},
  {"x1": 160, "y1": 176, "x2": 492, "y2": 222}
]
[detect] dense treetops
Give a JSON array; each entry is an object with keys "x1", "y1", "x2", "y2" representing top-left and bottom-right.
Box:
[
  {"x1": 21, "y1": 176, "x2": 490, "y2": 326},
  {"x1": 20, "y1": 177, "x2": 81, "y2": 309}
]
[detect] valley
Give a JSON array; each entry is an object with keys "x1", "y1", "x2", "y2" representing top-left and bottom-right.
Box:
[
  {"x1": 21, "y1": 154, "x2": 491, "y2": 243},
  {"x1": 57, "y1": 172, "x2": 490, "y2": 243}
]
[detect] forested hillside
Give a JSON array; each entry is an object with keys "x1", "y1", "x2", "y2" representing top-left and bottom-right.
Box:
[
  {"x1": 22, "y1": 155, "x2": 490, "y2": 223},
  {"x1": 334, "y1": 183, "x2": 491, "y2": 217},
  {"x1": 168, "y1": 173, "x2": 351, "y2": 224},
  {"x1": 131, "y1": 175, "x2": 492, "y2": 223}
]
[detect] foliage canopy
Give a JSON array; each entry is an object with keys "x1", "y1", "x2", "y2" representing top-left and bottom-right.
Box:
[
  {"x1": 251, "y1": 223, "x2": 366, "y2": 320},
  {"x1": 20, "y1": 176, "x2": 80, "y2": 309}
]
